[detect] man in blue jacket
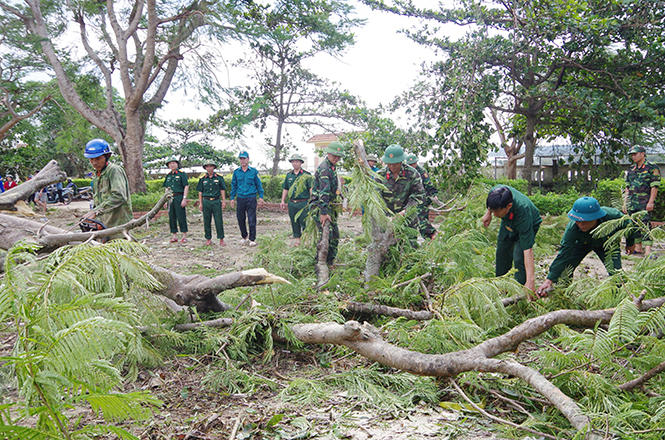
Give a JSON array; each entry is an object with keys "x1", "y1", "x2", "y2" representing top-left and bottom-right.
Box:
[{"x1": 230, "y1": 151, "x2": 264, "y2": 247}]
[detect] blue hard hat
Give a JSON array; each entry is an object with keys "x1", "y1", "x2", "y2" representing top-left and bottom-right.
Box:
[
  {"x1": 84, "y1": 139, "x2": 112, "y2": 158},
  {"x1": 568, "y1": 197, "x2": 606, "y2": 222}
]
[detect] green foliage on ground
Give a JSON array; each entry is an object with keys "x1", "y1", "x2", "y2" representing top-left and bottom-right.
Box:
[{"x1": 0, "y1": 241, "x2": 163, "y2": 439}]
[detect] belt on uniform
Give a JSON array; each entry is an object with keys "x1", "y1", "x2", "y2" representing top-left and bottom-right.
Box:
[
  {"x1": 205, "y1": 196, "x2": 220, "y2": 201},
  {"x1": 173, "y1": 192, "x2": 184, "y2": 196},
  {"x1": 290, "y1": 199, "x2": 308, "y2": 203}
]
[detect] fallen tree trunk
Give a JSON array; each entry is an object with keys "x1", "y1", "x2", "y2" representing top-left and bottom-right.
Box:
[
  {"x1": 292, "y1": 299, "x2": 665, "y2": 438},
  {"x1": 345, "y1": 301, "x2": 433, "y2": 320},
  {"x1": 0, "y1": 191, "x2": 171, "y2": 251},
  {"x1": 0, "y1": 160, "x2": 66, "y2": 211},
  {"x1": 150, "y1": 266, "x2": 288, "y2": 313}
]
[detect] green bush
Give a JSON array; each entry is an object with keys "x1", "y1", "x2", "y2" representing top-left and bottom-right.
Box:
[
  {"x1": 260, "y1": 175, "x2": 285, "y2": 202},
  {"x1": 71, "y1": 178, "x2": 92, "y2": 188},
  {"x1": 131, "y1": 192, "x2": 165, "y2": 212},
  {"x1": 529, "y1": 188, "x2": 579, "y2": 215},
  {"x1": 146, "y1": 179, "x2": 165, "y2": 193},
  {"x1": 475, "y1": 177, "x2": 529, "y2": 194},
  {"x1": 591, "y1": 178, "x2": 624, "y2": 210}
]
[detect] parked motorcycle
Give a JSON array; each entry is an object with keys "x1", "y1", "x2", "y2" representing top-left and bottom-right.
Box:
[
  {"x1": 73, "y1": 186, "x2": 93, "y2": 201},
  {"x1": 45, "y1": 184, "x2": 74, "y2": 205}
]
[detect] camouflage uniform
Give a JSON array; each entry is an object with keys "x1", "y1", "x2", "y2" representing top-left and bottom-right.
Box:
[
  {"x1": 310, "y1": 158, "x2": 340, "y2": 264},
  {"x1": 626, "y1": 159, "x2": 661, "y2": 247},
  {"x1": 91, "y1": 163, "x2": 133, "y2": 231},
  {"x1": 412, "y1": 164, "x2": 437, "y2": 238},
  {"x1": 376, "y1": 164, "x2": 425, "y2": 232}
]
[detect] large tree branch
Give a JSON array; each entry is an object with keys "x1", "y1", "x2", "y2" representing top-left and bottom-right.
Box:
[
  {"x1": 292, "y1": 300, "x2": 665, "y2": 436},
  {"x1": 0, "y1": 160, "x2": 65, "y2": 211},
  {"x1": 0, "y1": 87, "x2": 51, "y2": 142}
]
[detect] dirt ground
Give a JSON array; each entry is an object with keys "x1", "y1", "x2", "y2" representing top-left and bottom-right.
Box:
[
  {"x1": 4, "y1": 201, "x2": 643, "y2": 439},
  {"x1": 8, "y1": 202, "x2": 509, "y2": 440}
]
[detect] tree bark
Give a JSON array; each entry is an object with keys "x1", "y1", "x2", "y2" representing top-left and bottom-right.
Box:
[
  {"x1": 0, "y1": 160, "x2": 66, "y2": 211},
  {"x1": 0, "y1": 212, "x2": 288, "y2": 312},
  {"x1": 315, "y1": 222, "x2": 330, "y2": 288},
  {"x1": 364, "y1": 224, "x2": 396, "y2": 283},
  {"x1": 345, "y1": 301, "x2": 433, "y2": 320},
  {"x1": 292, "y1": 301, "x2": 665, "y2": 436}
]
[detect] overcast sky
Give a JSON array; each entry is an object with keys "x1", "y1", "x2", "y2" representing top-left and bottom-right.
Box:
[{"x1": 154, "y1": 3, "x2": 442, "y2": 167}]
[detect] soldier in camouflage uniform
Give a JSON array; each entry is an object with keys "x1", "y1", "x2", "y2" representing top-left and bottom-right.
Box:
[
  {"x1": 82, "y1": 139, "x2": 133, "y2": 240},
  {"x1": 310, "y1": 141, "x2": 345, "y2": 265},
  {"x1": 624, "y1": 145, "x2": 660, "y2": 256},
  {"x1": 376, "y1": 145, "x2": 426, "y2": 239},
  {"x1": 405, "y1": 154, "x2": 437, "y2": 239}
]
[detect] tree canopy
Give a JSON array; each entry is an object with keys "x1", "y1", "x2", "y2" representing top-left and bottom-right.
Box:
[
  {"x1": 221, "y1": 0, "x2": 365, "y2": 176},
  {"x1": 365, "y1": 0, "x2": 665, "y2": 186}
]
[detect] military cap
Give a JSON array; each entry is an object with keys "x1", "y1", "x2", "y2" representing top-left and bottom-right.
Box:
[
  {"x1": 405, "y1": 154, "x2": 418, "y2": 165},
  {"x1": 202, "y1": 161, "x2": 217, "y2": 168},
  {"x1": 367, "y1": 155, "x2": 379, "y2": 162},
  {"x1": 289, "y1": 154, "x2": 305, "y2": 162},
  {"x1": 628, "y1": 145, "x2": 646, "y2": 154},
  {"x1": 166, "y1": 156, "x2": 180, "y2": 167},
  {"x1": 382, "y1": 144, "x2": 406, "y2": 164},
  {"x1": 324, "y1": 141, "x2": 346, "y2": 157},
  {"x1": 238, "y1": 151, "x2": 249, "y2": 158}
]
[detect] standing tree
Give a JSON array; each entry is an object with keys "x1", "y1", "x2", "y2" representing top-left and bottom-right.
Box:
[
  {"x1": 224, "y1": 0, "x2": 365, "y2": 176},
  {"x1": 145, "y1": 117, "x2": 236, "y2": 170},
  {"x1": 0, "y1": 0, "x2": 263, "y2": 193},
  {"x1": 365, "y1": 0, "x2": 665, "y2": 186}
]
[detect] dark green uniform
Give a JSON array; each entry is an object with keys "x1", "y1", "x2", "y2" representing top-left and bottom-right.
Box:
[
  {"x1": 310, "y1": 158, "x2": 340, "y2": 264},
  {"x1": 197, "y1": 173, "x2": 226, "y2": 240},
  {"x1": 413, "y1": 164, "x2": 437, "y2": 238},
  {"x1": 547, "y1": 207, "x2": 624, "y2": 283},
  {"x1": 91, "y1": 163, "x2": 133, "y2": 232},
  {"x1": 283, "y1": 169, "x2": 312, "y2": 238},
  {"x1": 626, "y1": 160, "x2": 661, "y2": 247},
  {"x1": 376, "y1": 164, "x2": 426, "y2": 233},
  {"x1": 493, "y1": 185, "x2": 542, "y2": 284},
  {"x1": 163, "y1": 170, "x2": 189, "y2": 234}
]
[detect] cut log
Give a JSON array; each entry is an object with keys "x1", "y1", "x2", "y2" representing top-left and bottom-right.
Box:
[{"x1": 0, "y1": 160, "x2": 66, "y2": 210}]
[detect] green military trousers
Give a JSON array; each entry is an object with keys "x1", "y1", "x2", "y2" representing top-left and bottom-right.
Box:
[
  {"x1": 288, "y1": 200, "x2": 309, "y2": 238},
  {"x1": 495, "y1": 223, "x2": 540, "y2": 285},
  {"x1": 202, "y1": 197, "x2": 224, "y2": 240},
  {"x1": 169, "y1": 194, "x2": 188, "y2": 233}
]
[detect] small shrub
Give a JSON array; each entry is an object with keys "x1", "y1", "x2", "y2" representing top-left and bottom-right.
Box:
[
  {"x1": 131, "y1": 192, "x2": 165, "y2": 212},
  {"x1": 592, "y1": 178, "x2": 624, "y2": 210},
  {"x1": 475, "y1": 177, "x2": 529, "y2": 194},
  {"x1": 529, "y1": 188, "x2": 579, "y2": 215}
]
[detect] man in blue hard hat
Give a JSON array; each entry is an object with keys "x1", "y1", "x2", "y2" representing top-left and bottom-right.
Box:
[
  {"x1": 536, "y1": 197, "x2": 626, "y2": 297},
  {"x1": 82, "y1": 139, "x2": 133, "y2": 234}
]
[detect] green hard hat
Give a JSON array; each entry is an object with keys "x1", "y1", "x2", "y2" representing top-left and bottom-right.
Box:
[
  {"x1": 289, "y1": 153, "x2": 305, "y2": 162},
  {"x1": 382, "y1": 144, "x2": 406, "y2": 164},
  {"x1": 166, "y1": 156, "x2": 180, "y2": 167},
  {"x1": 367, "y1": 155, "x2": 379, "y2": 162},
  {"x1": 405, "y1": 154, "x2": 418, "y2": 165},
  {"x1": 202, "y1": 161, "x2": 217, "y2": 168},
  {"x1": 324, "y1": 141, "x2": 346, "y2": 157}
]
